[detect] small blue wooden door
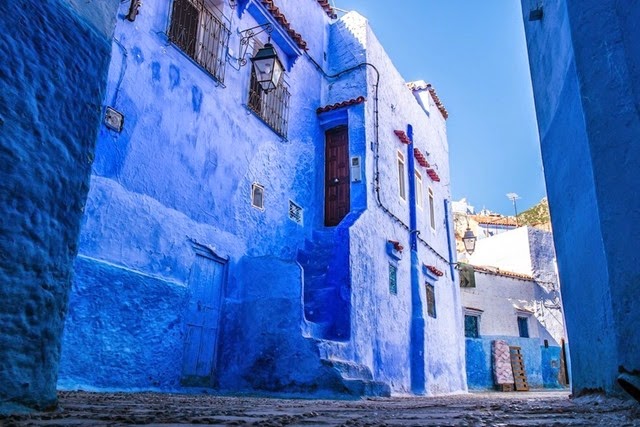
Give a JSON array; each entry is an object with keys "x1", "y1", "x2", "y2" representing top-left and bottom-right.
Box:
[{"x1": 181, "y1": 253, "x2": 225, "y2": 386}]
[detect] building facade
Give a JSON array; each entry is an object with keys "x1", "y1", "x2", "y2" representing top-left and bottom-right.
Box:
[
  {"x1": 460, "y1": 227, "x2": 568, "y2": 390},
  {"x1": 57, "y1": 0, "x2": 466, "y2": 397}
]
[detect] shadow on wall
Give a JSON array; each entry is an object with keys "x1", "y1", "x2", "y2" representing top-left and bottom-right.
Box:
[{"x1": 0, "y1": 0, "x2": 119, "y2": 413}]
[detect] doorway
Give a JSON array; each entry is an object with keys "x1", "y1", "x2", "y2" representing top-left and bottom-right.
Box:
[
  {"x1": 324, "y1": 126, "x2": 350, "y2": 226},
  {"x1": 181, "y1": 252, "x2": 226, "y2": 387}
]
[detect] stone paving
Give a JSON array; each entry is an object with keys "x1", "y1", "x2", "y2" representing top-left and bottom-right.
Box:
[{"x1": 1, "y1": 390, "x2": 639, "y2": 426}]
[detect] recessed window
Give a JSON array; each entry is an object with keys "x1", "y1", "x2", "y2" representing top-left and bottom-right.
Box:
[
  {"x1": 397, "y1": 151, "x2": 406, "y2": 200},
  {"x1": 415, "y1": 169, "x2": 423, "y2": 209},
  {"x1": 288, "y1": 200, "x2": 303, "y2": 225},
  {"x1": 389, "y1": 263, "x2": 398, "y2": 295},
  {"x1": 517, "y1": 316, "x2": 530, "y2": 338},
  {"x1": 428, "y1": 187, "x2": 436, "y2": 230},
  {"x1": 247, "y1": 41, "x2": 290, "y2": 138},
  {"x1": 464, "y1": 315, "x2": 480, "y2": 338},
  {"x1": 167, "y1": 0, "x2": 230, "y2": 83},
  {"x1": 426, "y1": 283, "x2": 436, "y2": 318},
  {"x1": 251, "y1": 183, "x2": 264, "y2": 210}
]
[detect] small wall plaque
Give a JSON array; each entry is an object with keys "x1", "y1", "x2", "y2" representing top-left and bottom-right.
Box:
[{"x1": 104, "y1": 106, "x2": 124, "y2": 132}]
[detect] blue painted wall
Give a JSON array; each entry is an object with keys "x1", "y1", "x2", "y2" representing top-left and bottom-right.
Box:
[
  {"x1": 465, "y1": 337, "x2": 561, "y2": 390},
  {"x1": 521, "y1": 0, "x2": 640, "y2": 396},
  {"x1": 0, "y1": 0, "x2": 118, "y2": 413},
  {"x1": 58, "y1": 0, "x2": 335, "y2": 395},
  {"x1": 59, "y1": 256, "x2": 188, "y2": 390},
  {"x1": 56, "y1": 1, "x2": 465, "y2": 398}
]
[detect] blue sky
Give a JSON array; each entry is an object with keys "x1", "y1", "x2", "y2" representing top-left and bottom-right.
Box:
[{"x1": 332, "y1": 0, "x2": 547, "y2": 215}]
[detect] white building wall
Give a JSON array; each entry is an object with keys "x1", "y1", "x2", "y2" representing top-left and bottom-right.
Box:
[{"x1": 330, "y1": 12, "x2": 466, "y2": 395}]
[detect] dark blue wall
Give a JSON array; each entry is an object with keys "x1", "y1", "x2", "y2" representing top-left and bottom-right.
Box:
[
  {"x1": 59, "y1": 256, "x2": 188, "y2": 390},
  {"x1": 522, "y1": 0, "x2": 640, "y2": 396},
  {"x1": 0, "y1": 0, "x2": 118, "y2": 412}
]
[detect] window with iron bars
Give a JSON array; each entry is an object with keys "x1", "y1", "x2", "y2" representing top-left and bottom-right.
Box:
[
  {"x1": 167, "y1": 0, "x2": 230, "y2": 83},
  {"x1": 247, "y1": 65, "x2": 290, "y2": 138}
]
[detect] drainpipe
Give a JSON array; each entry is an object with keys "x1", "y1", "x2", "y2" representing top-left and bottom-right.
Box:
[
  {"x1": 407, "y1": 124, "x2": 426, "y2": 394},
  {"x1": 444, "y1": 200, "x2": 456, "y2": 279}
]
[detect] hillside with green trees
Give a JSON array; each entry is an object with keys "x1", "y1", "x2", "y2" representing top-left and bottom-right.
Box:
[{"x1": 517, "y1": 197, "x2": 550, "y2": 227}]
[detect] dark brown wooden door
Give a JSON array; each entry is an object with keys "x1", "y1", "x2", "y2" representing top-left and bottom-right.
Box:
[{"x1": 324, "y1": 126, "x2": 350, "y2": 226}]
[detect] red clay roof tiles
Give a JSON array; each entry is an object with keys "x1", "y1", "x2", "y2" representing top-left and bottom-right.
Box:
[
  {"x1": 316, "y1": 96, "x2": 366, "y2": 113},
  {"x1": 394, "y1": 130, "x2": 411, "y2": 144},
  {"x1": 260, "y1": 0, "x2": 309, "y2": 50},
  {"x1": 406, "y1": 81, "x2": 449, "y2": 120}
]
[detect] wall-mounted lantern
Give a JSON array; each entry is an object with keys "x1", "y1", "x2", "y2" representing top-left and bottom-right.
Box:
[
  {"x1": 250, "y1": 42, "x2": 284, "y2": 92},
  {"x1": 235, "y1": 23, "x2": 284, "y2": 92}
]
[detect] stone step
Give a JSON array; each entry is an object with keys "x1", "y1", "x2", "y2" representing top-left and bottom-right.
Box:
[
  {"x1": 321, "y1": 358, "x2": 373, "y2": 381},
  {"x1": 342, "y1": 379, "x2": 392, "y2": 398}
]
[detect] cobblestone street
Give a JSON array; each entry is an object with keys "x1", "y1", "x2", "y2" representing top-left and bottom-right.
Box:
[{"x1": 2, "y1": 391, "x2": 638, "y2": 426}]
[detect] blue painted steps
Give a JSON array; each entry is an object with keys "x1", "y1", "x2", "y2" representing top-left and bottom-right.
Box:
[{"x1": 297, "y1": 229, "x2": 350, "y2": 341}]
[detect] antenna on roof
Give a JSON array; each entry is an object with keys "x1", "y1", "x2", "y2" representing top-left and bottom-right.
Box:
[{"x1": 506, "y1": 193, "x2": 521, "y2": 226}]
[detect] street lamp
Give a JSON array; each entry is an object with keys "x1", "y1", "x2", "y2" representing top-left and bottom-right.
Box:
[
  {"x1": 462, "y1": 226, "x2": 477, "y2": 255},
  {"x1": 462, "y1": 215, "x2": 477, "y2": 255},
  {"x1": 250, "y1": 42, "x2": 284, "y2": 92},
  {"x1": 235, "y1": 24, "x2": 284, "y2": 93}
]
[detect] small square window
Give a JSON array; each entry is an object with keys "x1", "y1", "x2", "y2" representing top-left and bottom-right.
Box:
[
  {"x1": 426, "y1": 283, "x2": 436, "y2": 318},
  {"x1": 251, "y1": 183, "x2": 264, "y2": 210},
  {"x1": 464, "y1": 315, "x2": 480, "y2": 338},
  {"x1": 517, "y1": 316, "x2": 529, "y2": 338},
  {"x1": 389, "y1": 263, "x2": 398, "y2": 295}
]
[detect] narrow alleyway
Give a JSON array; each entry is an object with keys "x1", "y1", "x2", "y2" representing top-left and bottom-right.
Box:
[{"x1": 3, "y1": 390, "x2": 638, "y2": 426}]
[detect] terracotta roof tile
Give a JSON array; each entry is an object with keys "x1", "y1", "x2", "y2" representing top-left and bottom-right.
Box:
[
  {"x1": 316, "y1": 96, "x2": 365, "y2": 113},
  {"x1": 472, "y1": 265, "x2": 534, "y2": 281},
  {"x1": 316, "y1": 0, "x2": 337, "y2": 19},
  {"x1": 260, "y1": 0, "x2": 309, "y2": 50},
  {"x1": 425, "y1": 264, "x2": 444, "y2": 277},
  {"x1": 394, "y1": 129, "x2": 411, "y2": 144},
  {"x1": 472, "y1": 215, "x2": 517, "y2": 227},
  {"x1": 406, "y1": 81, "x2": 449, "y2": 120},
  {"x1": 426, "y1": 168, "x2": 440, "y2": 182},
  {"x1": 413, "y1": 148, "x2": 430, "y2": 168}
]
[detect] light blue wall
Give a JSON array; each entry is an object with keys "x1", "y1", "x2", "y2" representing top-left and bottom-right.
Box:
[
  {"x1": 521, "y1": 0, "x2": 640, "y2": 396},
  {"x1": 465, "y1": 337, "x2": 561, "y2": 390},
  {"x1": 0, "y1": 0, "x2": 118, "y2": 413},
  {"x1": 324, "y1": 13, "x2": 466, "y2": 395}
]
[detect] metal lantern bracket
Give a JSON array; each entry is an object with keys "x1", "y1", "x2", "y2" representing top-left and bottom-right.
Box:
[{"x1": 237, "y1": 23, "x2": 273, "y2": 67}]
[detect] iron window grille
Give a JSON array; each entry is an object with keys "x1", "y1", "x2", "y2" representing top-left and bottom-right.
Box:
[
  {"x1": 426, "y1": 283, "x2": 437, "y2": 318},
  {"x1": 389, "y1": 263, "x2": 398, "y2": 295},
  {"x1": 288, "y1": 200, "x2": 303, "y2": 225},
  {"x1": 248, "y1": 66, "x2": 290, "y2": 138},
  {"x1": 167, "y1": 0, "x2": 231, "y2": 84}
]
